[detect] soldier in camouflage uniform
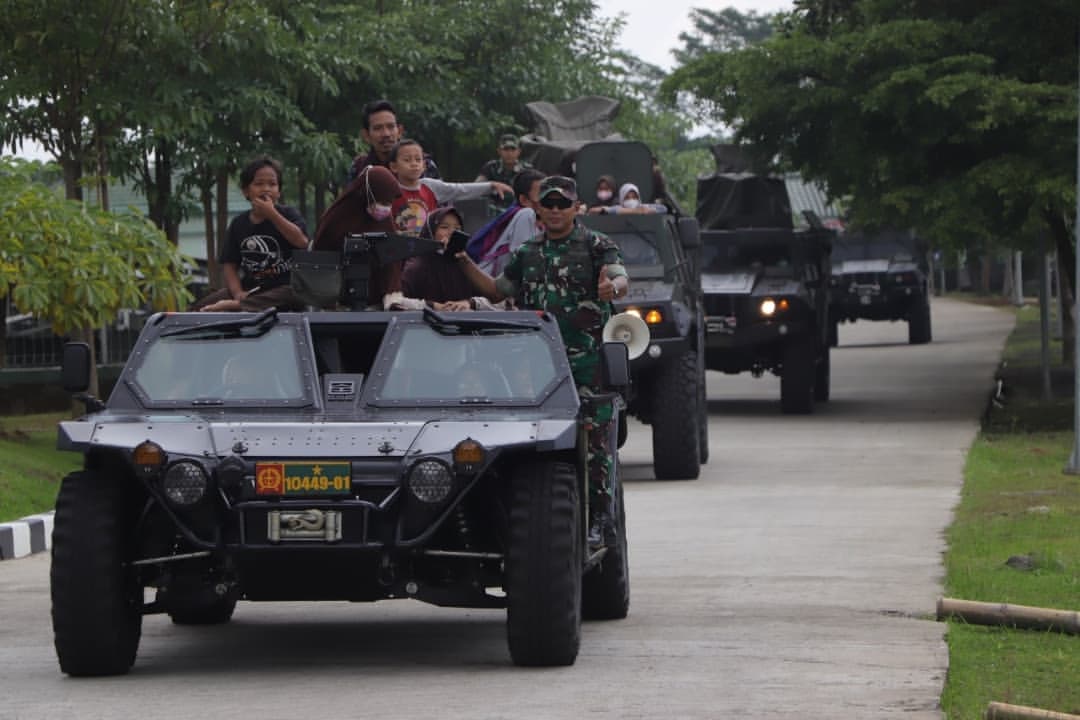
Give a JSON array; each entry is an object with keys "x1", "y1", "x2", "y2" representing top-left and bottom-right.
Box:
[
  {"x1": 457, "y1": 175, "x2": 630, "y2": 544},
  {"x1": 475, "y1": 134, "x2": 533, "y2": 211}
]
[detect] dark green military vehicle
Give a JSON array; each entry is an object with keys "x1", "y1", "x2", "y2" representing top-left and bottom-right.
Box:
[
  {"x1": 698, "y1": 169, "x2": 833, "y2": 414},
  {"x1": 508, "y1": 96, "x2": 709, "y2": 480},
  {"x1": 52, "y1": 306, "x2": 631, "y2": 675},
  {"x1": 828, "y1": 229, "x2": 931, "y2": 345}
]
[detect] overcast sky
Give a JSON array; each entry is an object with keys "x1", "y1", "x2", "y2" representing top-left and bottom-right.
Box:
[{"x1": 595, "y1": 0, "x2": 794, "y2": 69}]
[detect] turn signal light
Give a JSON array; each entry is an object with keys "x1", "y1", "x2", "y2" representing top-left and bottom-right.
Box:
[
  {"x1": 453, "y1": 438, "x2": 485, "y2": 474},
  {"x1": 133, "y1": 440, "x2": 167, "y2": 478}
]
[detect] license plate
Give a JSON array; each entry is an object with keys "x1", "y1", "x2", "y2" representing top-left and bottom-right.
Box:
[{"x1": 255, "y1": 461, "x2": 352, "y2": 497}]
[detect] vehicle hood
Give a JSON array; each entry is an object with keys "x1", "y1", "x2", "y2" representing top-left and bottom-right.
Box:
[
  {"x1": 623, "y1": 278, "x2": 676, "y2": 304},
  {"x1": 59, "y1": 416, "x2": 579, "y2": 457},
  {"x1": 836, "y1": 259, "x2": 890, "y2": 274},
  {"x1": 701, "y1": 271, "x2": 757, "y2": 295}
]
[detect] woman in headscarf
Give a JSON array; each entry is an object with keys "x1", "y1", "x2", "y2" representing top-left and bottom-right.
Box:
[
  {"x1": 313, "y1": 165, "x2": 408, "y2": 309},
  {"x1": 402, "y1": 207, "x2": 508, "y2": 311}
]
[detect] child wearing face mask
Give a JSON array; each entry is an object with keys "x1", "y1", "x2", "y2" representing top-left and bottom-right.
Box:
[
  {"x1": 389, "y1": 139, "x2": 513, "y2": 235},
  {"x1": 312, "y1": 165, "x2": 412, "y2": 309},
  {"x1": 590, "y1": 181, "x2": 668, "y2": 216},
  {"x1": 585, "y1": 175, "x2": 618, "y2": 215}
]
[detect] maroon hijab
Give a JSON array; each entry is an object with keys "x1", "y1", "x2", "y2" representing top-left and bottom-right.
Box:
[{"x1": 314, "y1": 166, "x2": 402, "y2": 305}]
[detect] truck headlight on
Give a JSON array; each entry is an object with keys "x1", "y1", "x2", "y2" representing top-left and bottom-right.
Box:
[
  {"x1": 408, "y1": 459, "x2": 453, "y2": 503},
  {"x1": 759, "y1": 298, "x2": 790, "y2": 318},
  {"x1": 162, "y1": 461, "x2": 208, "y2": 506}
]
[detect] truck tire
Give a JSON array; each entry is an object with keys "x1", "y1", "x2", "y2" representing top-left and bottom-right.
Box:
[
  {"x1": 814, "y1": 344, "x2": 831, "y2": 403},
  {"x1": 650, "y1": 351, "x2": 702, "y2": 480},
  {"x1": 505, "y1": 459, "x2": 582, "y2": 666},
  {"x1": 169, "y1": 597, "x2": 237, "y2": 625},
  {"x1": 582, "y1": 480, "x2": 629, "y2": 620},
  {"x1": 908, "y1": 300, "x2": 932, "y2": 344},
  {"x1": 698, "y1": 378, "x2": 710, "y2": 464},
  {"x1": 780, "y1": 337, "x2": 815, "y2": 414},
  {"x1": 51, "y1": 470, "x2": 142, "y2": 676}
]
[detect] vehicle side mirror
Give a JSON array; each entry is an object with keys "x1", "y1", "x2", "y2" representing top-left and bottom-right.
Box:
[
  {"x1": 678, "y1": 216, "x2": 700, "y2": 249},
  {"x1": 600, "y1": 342, "x2": 631, "y2": 389},
  {"x1": 61, "y1": 342, "x2": 92, "y2": 393}
]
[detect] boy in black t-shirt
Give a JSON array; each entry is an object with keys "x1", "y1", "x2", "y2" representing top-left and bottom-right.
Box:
[{"x1": 192, "y1": 156, "x2": 309, "y2": 311}]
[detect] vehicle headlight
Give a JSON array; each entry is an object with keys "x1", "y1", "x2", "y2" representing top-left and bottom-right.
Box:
[
  {"x1": 759, "y1": 298, "x2": 790, "y2": 317},
  {"x1": 408, "y1": 460, "x2": 453, "y2": 504},
  {"x1": 644, "y1": 309, "x2": 663, "y2": 324},
  {"x1": 162, "y1": 461, "x2": 208, "y2": 506}
]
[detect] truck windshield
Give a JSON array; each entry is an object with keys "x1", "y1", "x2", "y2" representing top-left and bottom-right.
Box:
[
  {"x1": 132, "y1": 325, "x2": 307, "y2": 404},
  {"x1": 375, "y1": 325, "x2": 559, "y2": 404}
]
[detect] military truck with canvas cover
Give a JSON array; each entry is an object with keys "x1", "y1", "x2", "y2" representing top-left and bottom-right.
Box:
[
  {"x1": 828, "y1": 229, "x2": 931, "y2": 345},
  {"x1": 509, "y1": 97, "x2": 708, "y2": 480},
  {"x1": 51, "y1": 306, "x2": 631, "y2": 675},
  {"x1": 698, "y1": 162, "x2": 833, "y2": 414}
]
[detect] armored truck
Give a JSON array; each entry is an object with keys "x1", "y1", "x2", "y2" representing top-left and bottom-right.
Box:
[
  {"x1": 828, "y1": 229, "x2": 931, "y2": 345},
  {"x1": 51, "y1": 307, "x2": 630, "y2": 675},
  {"x1": 516, "y1": 101, "x2": 709, "y2": 480},
  {"x1": 698, "y1": 168, "x2": 833, "y2": 414}
]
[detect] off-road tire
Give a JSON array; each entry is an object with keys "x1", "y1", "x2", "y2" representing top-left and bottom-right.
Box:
[
  {"x1": 780, "y1": 337, "x2": 816, "y2": 414},
  {"x1": 505, "y1": 459, "x2": 582, "y2": 666},
  {"x1": 814, "y1": 344, "x2": 831, "y2": 403},
  {"x1": 169, "y1": 597, "x2": 237, "y2": 625},
  {"x1": 650, "y1": 350, "x2": 702, "y2": 480},
  {"x1": 908, "y1": 299, "x2": 932, "y2": 345},
  {"x1": 51, "y1": 470, "x2": 142, "y2": 676},
  {"x1": 582, "y1": 480, "x2": 629, "y2": 620}
]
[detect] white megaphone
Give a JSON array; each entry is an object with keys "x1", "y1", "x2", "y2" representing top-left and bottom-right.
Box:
[{"x1": 602, "y1": 312, "x2": 650, "y2": 360}]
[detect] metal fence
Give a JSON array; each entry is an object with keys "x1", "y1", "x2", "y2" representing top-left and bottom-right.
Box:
[{"x1": 3, "y1": 303, "x2": 145, "y2": 369}]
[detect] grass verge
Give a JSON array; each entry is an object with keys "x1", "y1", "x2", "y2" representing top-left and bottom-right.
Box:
[
  {"x1": 941, "y1": 300, "x2": 1080, "y2": 719},
  {"x1": 0, "y1": 411, "x2": 78, "y2": 522}
]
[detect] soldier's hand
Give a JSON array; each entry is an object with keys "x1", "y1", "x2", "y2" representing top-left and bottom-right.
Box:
[{"x1": 598, "y1": 265, "x2": 616, "y2": 301}]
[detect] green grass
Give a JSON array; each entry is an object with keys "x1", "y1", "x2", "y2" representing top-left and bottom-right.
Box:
[
  {"x1": 0, "y1": 412, "x2": 79, "y2": 522},
  {"x1": 941, "y1": 298, "x2": 1080, "y2": 719}
]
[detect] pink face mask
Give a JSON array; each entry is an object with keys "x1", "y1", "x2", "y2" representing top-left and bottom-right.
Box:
[
  {"x1": 369, "y1": 203, "x2": 392, "y2": 221},
  {"x1": 597, "y1": 190, "x2": 613, "y2": 203}
]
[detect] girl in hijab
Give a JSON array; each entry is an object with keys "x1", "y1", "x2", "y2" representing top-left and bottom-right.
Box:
[
  {"x1": 402, "y1": 207, "x2": 507, "y2": 311},
  {"x1": 313, "y1": 165, "x2": 413, "y2": 309},
  {"x1": 589, "y1": 181, "x2": 668, "y2": 216}
]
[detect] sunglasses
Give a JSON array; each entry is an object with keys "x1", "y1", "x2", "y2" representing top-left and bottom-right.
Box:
[{"x1": 540, "y1": 196, "x2": 574, "y2": 210}]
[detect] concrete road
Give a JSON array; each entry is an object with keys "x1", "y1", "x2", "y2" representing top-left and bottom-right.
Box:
[{"x1": 0, "y1": 297, "x2": 1013, "y2": 720}]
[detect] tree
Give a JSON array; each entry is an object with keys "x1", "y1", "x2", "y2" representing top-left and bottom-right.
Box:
[
  {"x1": 664, "y1": 0, "x2": 1078, "y2": 357},
  {"x1": 0, "y1": 159, "x2": 191, "y2": 386},
  {"x1": 663, "y1": 1, "x2": 1077, "y2": 266}
]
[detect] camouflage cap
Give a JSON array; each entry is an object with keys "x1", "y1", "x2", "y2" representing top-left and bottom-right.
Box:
[
  {"x1": 499, "y1": 133, "x2": 520, "y2": 149},
  {"x1": 538, "y1": 175, "x2": 577, "y2": 201}
]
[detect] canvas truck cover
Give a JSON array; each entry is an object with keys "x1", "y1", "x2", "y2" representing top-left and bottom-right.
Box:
[
  {"x1": 520, "y1": 96, "x2": 624, "y2": 176},
  {"x1": 696, "y1": 174, "x2": 793, "y2": 230}
]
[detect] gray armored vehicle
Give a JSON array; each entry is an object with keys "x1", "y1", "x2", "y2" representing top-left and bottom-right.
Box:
[
  {"x1": 698, "y1": 165, "x2": 833, "y2": 414},
  {"x1": 828, "y1": 229, "x2": 931, "y2": 345},
  {"x1": 52, "y1": 306, "x2": 630, "y2": 675},
  {"x1": 516, "y1": 98, "x2": 708, "y2": 480}
]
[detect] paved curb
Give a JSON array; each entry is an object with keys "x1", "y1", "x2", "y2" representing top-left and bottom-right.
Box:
[{"x1": 0, "y1": 511, "x2": 54, "y2": 561}]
